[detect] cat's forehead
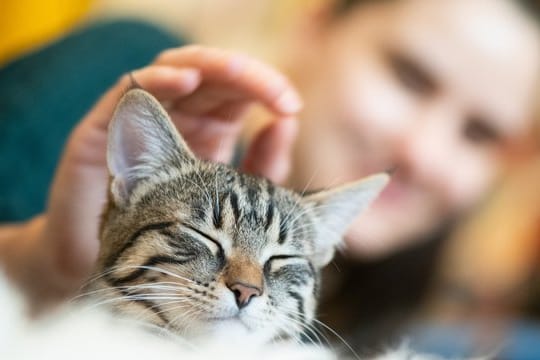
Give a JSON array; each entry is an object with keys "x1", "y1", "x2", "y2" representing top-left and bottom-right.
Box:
[{"x1": 134, "y1": 162, "x2": 315, "y2": 254}]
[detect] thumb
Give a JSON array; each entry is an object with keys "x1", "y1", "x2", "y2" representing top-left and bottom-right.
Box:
[{"x1": 241, "y1": 117, "x2": 298, "y2": 184}]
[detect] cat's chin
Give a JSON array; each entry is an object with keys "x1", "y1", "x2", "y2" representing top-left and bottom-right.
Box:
[{"x1": 183, "y1": 318, "x2": 269, "y2": 346}]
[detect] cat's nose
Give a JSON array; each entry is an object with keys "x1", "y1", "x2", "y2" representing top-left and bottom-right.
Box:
[{"x1": 227, "y1": 282, "x2": 262, "y2": 309}]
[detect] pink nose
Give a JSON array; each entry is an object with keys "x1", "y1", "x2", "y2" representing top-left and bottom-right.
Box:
[{"x1": 227, "y1": 282, "x2": 262, "y2": 309}]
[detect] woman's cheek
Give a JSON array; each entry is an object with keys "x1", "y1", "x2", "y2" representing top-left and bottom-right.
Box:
[{"x1": 444, "y1": 149, "x2": 499, "y2": 212}]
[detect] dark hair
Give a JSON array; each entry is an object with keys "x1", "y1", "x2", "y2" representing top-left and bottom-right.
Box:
[
  {"x1": 333, "y1": 0, "x2": 387, "y2": 15},
  {"x1": 519, "y1": 0, "x2": 540, "y2": 24},
  {"x1": 334, "y1": 0, "x2": 539, "y2": 24}
]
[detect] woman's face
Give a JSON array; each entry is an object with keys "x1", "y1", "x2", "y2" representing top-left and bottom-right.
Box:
[{"x1": 291, "y1": 0, "x2": 540, "y2": 257}]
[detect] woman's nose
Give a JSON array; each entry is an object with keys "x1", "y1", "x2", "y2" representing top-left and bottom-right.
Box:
[{"x1": 392, "y1": 109, "x2": 455, "y2": 184}]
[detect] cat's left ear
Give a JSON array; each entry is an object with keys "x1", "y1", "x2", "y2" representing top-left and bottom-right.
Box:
[
  {"x1": 107, "y1": 89, "x2": 195, "y2": 205},
  {"x1": 303, "y1": 173, "x2": 389, "y2": 267}
]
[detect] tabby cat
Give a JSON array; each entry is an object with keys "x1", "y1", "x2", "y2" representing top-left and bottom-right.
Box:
[{"x1": 85, "y1": 88, "x2": 388, "y2": 345}]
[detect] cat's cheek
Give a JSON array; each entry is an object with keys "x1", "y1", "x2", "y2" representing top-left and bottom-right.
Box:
[
  {"x1": 209, "y1": 286, "x2": 239, "y2": 316},
  {"x1": 239, "y1": 295, "x2": 266, "y2": 319}
]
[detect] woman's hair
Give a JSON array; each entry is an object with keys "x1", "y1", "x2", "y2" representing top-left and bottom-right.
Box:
[
  {"x1": 333, "y1": 0, "x2": 385, "y2": 15},
  {"x1": 334, "y1": 0, "x2": 539, "y2": 24},
  {"x1": 520, "y1": 0, "x2": 540, "y2": 23}
]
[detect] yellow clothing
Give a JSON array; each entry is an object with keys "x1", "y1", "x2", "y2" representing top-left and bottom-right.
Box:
[{"x1": 0, "y1": 0, "x2": 92, "y2": 65}]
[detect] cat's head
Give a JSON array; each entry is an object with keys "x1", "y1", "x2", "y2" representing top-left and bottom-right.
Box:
[{"x1": 94, "y1": 89, "x2": 388, "y2": 343}]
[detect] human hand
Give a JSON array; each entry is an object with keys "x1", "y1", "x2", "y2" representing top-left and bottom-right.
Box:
[{"x1": 18, "y1": 46, "x2": 302, "y2": 303}]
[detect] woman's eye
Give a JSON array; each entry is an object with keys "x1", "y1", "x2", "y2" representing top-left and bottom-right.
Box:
[
  {"x1": 388, "y1": 52, "x2": 437, "y2": 96},
  {"x1": 463, "y1": 116, "x2": 501, "y2": 146}
]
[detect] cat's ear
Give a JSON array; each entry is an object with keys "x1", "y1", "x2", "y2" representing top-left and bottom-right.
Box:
[
  {"x1": 303, "y1": 173, "x2": 389, "y2": 266},
  {"x1": 107, "y1": 89, "x2": 195, "y2": 205}
]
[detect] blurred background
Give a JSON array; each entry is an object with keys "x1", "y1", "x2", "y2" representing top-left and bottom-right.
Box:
[
  {"x1": 1, "y1": 0, "x2": 540, "y2": 358},
  {"x1": 0, "y1": 0, "x2": 319, "y2": 65}
]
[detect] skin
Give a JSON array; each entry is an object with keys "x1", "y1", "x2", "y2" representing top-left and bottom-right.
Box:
[
  {"x1": 1, "y1": 0, "x2": 539, "y2": 304},
  {"x1": 288, "y1": 0, "x2": 540, "y2": 258}
]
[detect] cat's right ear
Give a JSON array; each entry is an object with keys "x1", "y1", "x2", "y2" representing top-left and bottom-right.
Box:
[
  {"x1": 303, "y1": 173, "x2": 389, "y2": 266},
  {"x1": 107, "y1": 89, "x2": 195, "y2": 205}
]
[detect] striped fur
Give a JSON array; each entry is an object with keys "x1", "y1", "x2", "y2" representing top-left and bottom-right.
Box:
[{"x1": 83, "y1": 89, "x2": 388, "y2": 345}]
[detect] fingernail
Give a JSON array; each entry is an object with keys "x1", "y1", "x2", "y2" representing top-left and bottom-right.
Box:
[
  {"x1": 180, "y1": 69, "x2": 201, "y2": 89},
  {"x1": 275, "y1": 90, "x2": 303, "y2": 114}
]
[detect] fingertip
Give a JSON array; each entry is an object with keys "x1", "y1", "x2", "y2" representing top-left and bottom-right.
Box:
[
  {"x1": 176, "y1": 68, "x2": 202, "y2": 92},
  {"x1": 241, "y1": 117, "x2": 297, "y2": 184},
  {"x1": 274, "y1": 89, "x2": 303, "y2": 114}
]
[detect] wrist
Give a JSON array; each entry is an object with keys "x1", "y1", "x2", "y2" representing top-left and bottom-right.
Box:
[
  {"x1": 0, "y1": 215, "x2": 76, "y2": 310},
  {"x1": 0, "y1": 215, "x2": 44, "y2": 291}
]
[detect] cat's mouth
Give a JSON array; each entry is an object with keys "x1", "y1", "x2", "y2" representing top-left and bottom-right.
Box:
[{"x1": 206, "y1": 314, "x2": 239, "y2": 322}]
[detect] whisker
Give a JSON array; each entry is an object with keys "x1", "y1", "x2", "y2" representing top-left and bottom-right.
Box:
[
  {"x1": 312, "y1": 317, "x2": 361, "y2": 360},
  {"x1": 278, "y1": 313, "x2": 324, "y2": 347},
  {"x1": 73, "y1": 282, "x2": 191, "y2": 301},
  {"x1": 109, "y1": 264, "x2": 197, "y2": 284},
  {"x1": 299, "y1": 161, "x2": 324, "y2": 197}
]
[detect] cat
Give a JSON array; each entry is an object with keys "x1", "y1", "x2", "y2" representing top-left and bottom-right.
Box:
[
  {"x1": 0, "y1": 88, "x2": 449, "y2": 359},
  {"x1": 82, "y1": 88, "x2": 389, "y2": 346}
]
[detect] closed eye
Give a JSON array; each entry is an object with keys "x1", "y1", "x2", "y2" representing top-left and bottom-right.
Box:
[
  {"x1": 267, "y1": 255, "x2": 304, "y2": 262},
  {"x1": 264, "y1": 255, "x2": 307, "y2": 273},
  {"x1": 182, "y1": 224, "x2": 224, "y2": 257}
]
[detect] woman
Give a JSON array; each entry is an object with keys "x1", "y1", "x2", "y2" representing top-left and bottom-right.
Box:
[{"x1": 281, "y1": 0, "x2": 540, "y2": 346}]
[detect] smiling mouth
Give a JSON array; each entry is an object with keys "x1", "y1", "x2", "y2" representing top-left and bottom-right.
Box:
[{"x1": 376, "y1": 178, "x2": 409, "y2": 205}]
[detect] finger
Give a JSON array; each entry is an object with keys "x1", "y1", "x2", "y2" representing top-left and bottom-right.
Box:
[
  {"x1": 174, "y1": 113, "x2": 243, "y2": 163},
  {"x1": 169, "y1": 100, "x2": 249, "y2": 163},
  {"x1": 171, "y1": 84, "x2": 247, "y2": 116},
  {"x1": 155, "y1": 46, "x2": 303, "y2": 115},
  {"x1": 131, "y1": 66, "x2": 201, "y2": 101},
  {"x1": 241, "y1": 117, "x2": 299, "y2": 184},
  {"x1": 86, "y1": 65, "x2": 202, "y2": 131},
  {"x1": 207, "y1": 99, "x2": 250, "y2": 121}
]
